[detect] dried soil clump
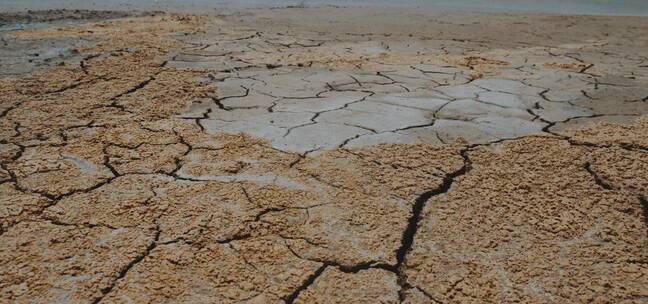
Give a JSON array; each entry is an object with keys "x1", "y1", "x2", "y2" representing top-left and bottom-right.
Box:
[{"x1": 403, "y1": 135, "x2": 647, "y2": 303}]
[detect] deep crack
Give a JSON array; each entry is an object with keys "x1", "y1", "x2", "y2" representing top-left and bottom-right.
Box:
[
  {"x1": 393, "y1": 148, "x2": 472, "y2": 302},
  {"x1": 584, "y1": 162, "x2": 613, "y2": 190},
  {"x1": 93, "y1": 224, "x2": 161, "y2": 304},
  {"x1": 283, "y1": 264, "x2": 328, "y2": 304}
]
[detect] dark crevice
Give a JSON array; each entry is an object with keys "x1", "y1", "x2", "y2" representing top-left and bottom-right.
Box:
[
  {"x1": 397, "y1": 84, "x2": 411, "y2": 92},
  {"x1": 398, "y1": 282, "x2": 443, "y2": 304},
  {"x1": 24, "y1": 164, "x2": 124, "y2": 208},
  {"x1": 2, "y1": 164, "x2": 58, "y2": 201},
  {"x1": 210, "y1": 86, "x2": 251, "y2": 111},
  {"x1": 97, "y1": 74, "x2": 158, "y2": 112},
  {"x1": 48, "y1": 77, "x2": 97, "y2": 94},
  {"x1": 285, "y1": 242, "x2": 396, "y2": 274},
  {"x1": 538, "y1": 113, "x2": 608, "y2": 135},
  {"x1": 168, "y1": 130, "x2": 194, "y2": 176},
  {"x1": 389, "y1": 121, "x2": 436, "y2": 133},
  {"x1": 639, "y1": 196, "x2": 648, "y2": 233},
  {"x1": 167, "y1": 172, "x2": 203, "y2": 182},
  {"x1": 102, "y1": 146, "x2": 121, "y2": 177},
  {"x1": 392, "y1": 148, "x2": 472, "y2": 302},
  {"x1": 283, "y1": 264, "x2": 328, "y2": 304},
  {"x1": 283, "y1": 121, "x2": 317, "y2": 138},
  {"x1": 321, "y1": 259, "x2": 395, "y2": 274},
  {"x1": 281, "y1": 235, "x2": 329, "y2": 248},
  {"x1": 561, "y1": 136, "x2": 648, "y2": 153},
  {"x1": 414, "y1": 285, "x2": 443, "y2": 303},
  {"x1": 619, "y1": 143, "x2": 648, "y2": 152},
  {"x1": 195, "y1": 118, "x2": 206, "y2": 131},
  {"x1": 241, "y1": 187, "x2": 254, "y2": 205},
  {"x1": 217, "y1": 232, "x2": 252, "y2": 244},
  {"x1": 80, "y1": 53, "x2": 101, "y2": 74},
  {"x1": 253, "y1": 207, "x2": 285, "y2": 221},
  {"x1": 578, "y1": 63, "x2": 594, "y2": 74},
  {"x1": 42, "y1": 217, "x2": 119, "y2": 230},
  {"x1": 111, "y1": 75, "x2": 156, "y2": 100},
  {"x1": 93, "y1": 224, "x2": 160, "y2": 304},
  {"x1": 7, "y1": 142, "x2": 26, "y2": 161},
  {"x1": 0, "y1": 101, "x2": 24, "y2": 120},
  {"x1": 338, "y1": 133, "x2": 363, "y2": 148},
  {"x1": 395, "y1": 148, "x2": 471, "y2": 268},
  {"x1": 579, "y1": 89, "x2": 597, "y2": 101},
  {"x1": 584, "y1": 162, "x2": 613, "y2": 190},
  {"x1": 288, "y1": 153, "x2": 306, "y2": 168},
  {"x1": 303, "y1": 147, "x2": 322, "y2": 157}
]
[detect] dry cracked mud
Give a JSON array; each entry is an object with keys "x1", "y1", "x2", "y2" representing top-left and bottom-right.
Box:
[{"x1": 1, "y1": 8, "x2": 647, "y2": 304}]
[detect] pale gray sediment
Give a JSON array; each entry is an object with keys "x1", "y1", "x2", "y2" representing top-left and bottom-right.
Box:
[{"x1": 169, "y1": 7, "x2": 648, "y2": 152}]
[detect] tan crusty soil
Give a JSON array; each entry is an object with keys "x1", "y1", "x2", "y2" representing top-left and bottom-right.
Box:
[{"x1": 0, "y1": 12, "x2": 646, "y2": 304}]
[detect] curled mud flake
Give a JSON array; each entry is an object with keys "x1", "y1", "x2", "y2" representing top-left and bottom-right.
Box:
[
  {"x1": 0, "y1": 221, "x2": 157, "y2": 303},
  {"x1": 403, "y1": 137, "x2": 648, "y2": 303}
]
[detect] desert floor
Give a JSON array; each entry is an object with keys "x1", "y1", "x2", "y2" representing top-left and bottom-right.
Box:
[{"x1": 1, "y1": 8, "x2": 647, "y2": 303}]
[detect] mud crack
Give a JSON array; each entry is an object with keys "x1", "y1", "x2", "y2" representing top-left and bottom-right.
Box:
[{"x1": 92, "y1": 224, "x2": 161, "y2": 304}]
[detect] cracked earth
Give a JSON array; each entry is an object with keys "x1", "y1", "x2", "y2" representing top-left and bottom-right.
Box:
[{"x1": 1, "y1": 7, "x2": 647, "y2": 303}]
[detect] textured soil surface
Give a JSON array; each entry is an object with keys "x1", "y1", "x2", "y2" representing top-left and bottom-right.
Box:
[
  {"x1": 0, "y1": 9, "x2": 647, "y2": 303},
  {"x1": 0, "y1": 10, "x2": 146, "y2": 25}
]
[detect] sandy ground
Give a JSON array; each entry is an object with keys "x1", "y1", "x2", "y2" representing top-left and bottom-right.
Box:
[{"x1": 0, "y1": 8, "x2": 647, "y2": 303}]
